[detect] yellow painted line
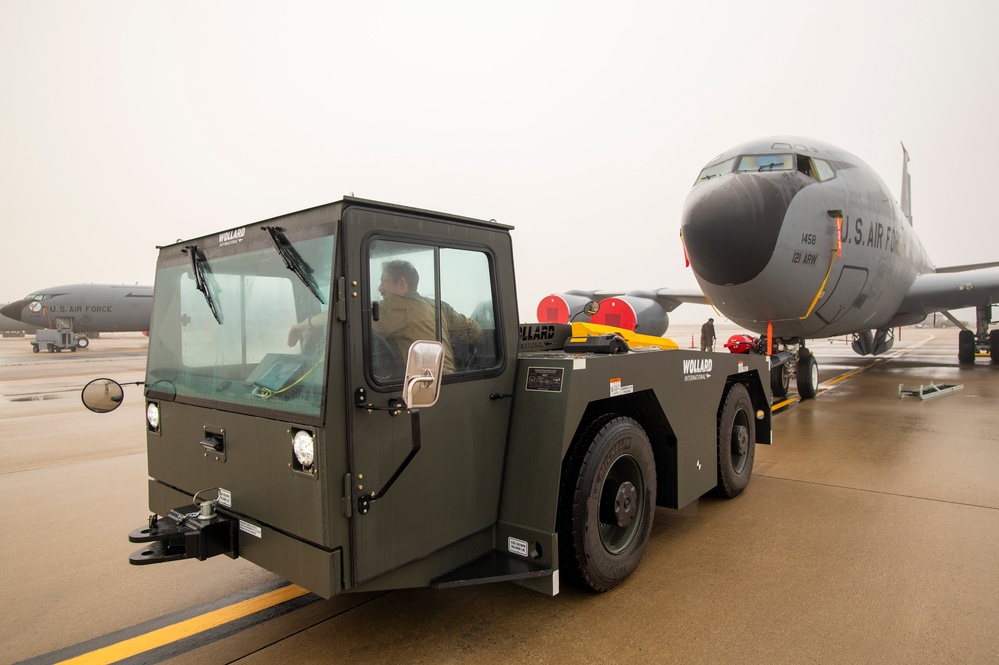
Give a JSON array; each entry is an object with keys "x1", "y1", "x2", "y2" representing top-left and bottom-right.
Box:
[
  {"x1": 56, "y1": 584, "x2": 309, "y2": 665},
  {"x1": 772, "y1": 397, "x2": 796, "y2": 411}
]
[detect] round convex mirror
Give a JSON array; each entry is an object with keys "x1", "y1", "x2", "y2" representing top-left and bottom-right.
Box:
[{"x1": 81, "y1": 378, "x2": 125, "y2": 413}]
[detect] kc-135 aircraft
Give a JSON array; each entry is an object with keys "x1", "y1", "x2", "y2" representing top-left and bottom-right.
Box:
[
  {"x1": 539, "y1": 137, "x2": 999, "y2": 399},
  {"x1": 1, "y1": 284, "x2": 153, "y2": 342}
]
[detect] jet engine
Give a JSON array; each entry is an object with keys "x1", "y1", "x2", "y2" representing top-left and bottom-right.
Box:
[
  {"x1": 537, "y1": 291, "x2": 671, "y2": 336},
  {"x1": 851, "y1": 328, "x2": 894, "y2": 356},
  {"x1": 536, "y1": 292, "x2": 597, "y2": 324},
  {"x1": 590, "y1": 291, "x2": 669, "y2": 337}
]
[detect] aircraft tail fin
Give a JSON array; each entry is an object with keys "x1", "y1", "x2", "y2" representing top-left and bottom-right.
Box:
[{"x1": 900, "y1": 142, "x2": 912, "y2": 225}]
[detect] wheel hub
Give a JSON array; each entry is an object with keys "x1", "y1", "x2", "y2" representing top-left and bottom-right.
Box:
[
  {"x1": 611, "y1": 481, "x2": 637, "y2": 528},
  {"x1": 734, "y1": 424, "x2": 749, "y2": 456}
]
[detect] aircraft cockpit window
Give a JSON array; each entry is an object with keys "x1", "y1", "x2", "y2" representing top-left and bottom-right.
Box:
[
  {"x1": 736, "y1": 153, "x2": 793, "y2": 172},
  {"x1": 796, "y1": 155, "x2": 815, "y2": 179},
  {"x1": 812, "y1": 158, "x2": 835, "y2": 182},
  {"x1": 696, "y1": 157, "x2": 736, "y2": 182},
  {"x1": 795, "y1": 155, "x2": 838, "y2": 182}
]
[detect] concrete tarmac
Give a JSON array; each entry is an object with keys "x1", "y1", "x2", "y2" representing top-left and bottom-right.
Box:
[{"x1": 1, "y1": 326, "x2": 997, "y2": 664}]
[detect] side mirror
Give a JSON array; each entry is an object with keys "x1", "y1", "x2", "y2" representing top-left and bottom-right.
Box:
[
  {"x1": 571, "y1": 300, "x2": 600, "y2": 321},
  {"x1": 81, "y1": 378, "x2": 125, "y2": 413},
  {"x1": 402, "y1": 340, "x2": 444, "y2": 408}
]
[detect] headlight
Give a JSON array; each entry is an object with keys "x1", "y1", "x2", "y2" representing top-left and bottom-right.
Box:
[
  {"x1": 293, "y1": 430, "x2": 315, "y2": 468},
  {"x1": 146, "y1": 402, "x2": 160, "y2": 430}
]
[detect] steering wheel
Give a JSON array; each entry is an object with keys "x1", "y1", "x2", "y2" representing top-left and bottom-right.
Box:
[{"x1": 370, "y1": 332, "x2": 404, "y2": 383}]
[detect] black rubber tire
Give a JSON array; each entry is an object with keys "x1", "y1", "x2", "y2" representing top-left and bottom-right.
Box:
[
  {"x1": 558, "y1": 415, "x2": 657, "y2": 593},
  {"x1": 714, "y1": 383, "x2": 755, "y2": 498},
  {"x1": 958, "y1": 329, "x2": 975, "y2": 364},
  {"x1": 31, "y1": 344, "x2": 38, "y2": 353},
  {"x1": 77, "y1": 336, "x2": 89, "y2": 349},
  {"x1": 796, "y1": 352, "x2": 819, "y2": 400},
  {"x1": 770, "y1": 363, "x2": 789, "y2": 398},
  {"x1": 990, "y1": 330, "x2": 999, "y2": 363}
]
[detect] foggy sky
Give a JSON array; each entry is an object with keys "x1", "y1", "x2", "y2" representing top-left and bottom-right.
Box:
[{"x1": 2, "y1": 0, "x2": 997, "y2": 324}]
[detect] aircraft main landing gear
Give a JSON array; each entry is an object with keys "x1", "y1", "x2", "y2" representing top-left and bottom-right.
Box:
[
  {"x1": 958, "y1": 305, "x2": 996, "y2": 364},
  {"x1": 958, "y1": 329, "x2": 975, "y2": 364}
]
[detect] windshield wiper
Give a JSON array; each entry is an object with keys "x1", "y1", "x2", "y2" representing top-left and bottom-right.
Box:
[
  {"x1": 262, "y1": 226, "x2": 326, "y2": 304},
  {"x1": 184, "y1": 244, "x2": 222, "y2": 323}
]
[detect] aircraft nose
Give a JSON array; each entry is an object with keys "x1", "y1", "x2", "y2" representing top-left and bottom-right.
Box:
[
  {"x1": 0, "y1": 300, "x2": 27, "y2": 320},
  {"x1": 681, "y1": 173, "x2": 806, "y2": 286}
]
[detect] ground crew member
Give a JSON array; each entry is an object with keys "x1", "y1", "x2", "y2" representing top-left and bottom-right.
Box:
[{"x1": 700, "y1": 317, "x2": 716, "y2": 352}]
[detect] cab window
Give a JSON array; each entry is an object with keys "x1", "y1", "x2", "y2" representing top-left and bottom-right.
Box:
[
  {"x1": 368, "y1": 239, "x2": 499, "y2": 384},
  {"x1": 145, "y1": 227, "x2": 334, "y2": 421}
]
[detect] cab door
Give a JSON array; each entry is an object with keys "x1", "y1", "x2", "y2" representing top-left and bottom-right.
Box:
[{"x1": 342, "y1": 205, "x2": 516, "y2": 586}]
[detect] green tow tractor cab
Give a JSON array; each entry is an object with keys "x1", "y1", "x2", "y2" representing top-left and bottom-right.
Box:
[{"x1": 84, "y1": 197, "x2": 771, "y2": 597}]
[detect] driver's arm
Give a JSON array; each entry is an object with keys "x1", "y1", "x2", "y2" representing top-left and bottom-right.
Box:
[{"x1": 287, "y1": 312, "x2": 325, "y2": 347}]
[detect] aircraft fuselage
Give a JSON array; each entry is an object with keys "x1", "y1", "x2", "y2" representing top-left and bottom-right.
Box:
[
  {"x1": 680, "y1": 137, "x2": 933, "y2": 340},
  {"x1": 0, "y1": 284, "x2": 153, "y2": 334}
]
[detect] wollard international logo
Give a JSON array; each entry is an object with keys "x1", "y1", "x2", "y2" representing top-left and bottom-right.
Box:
[
  {"x1": 682, "y1": 357, "x2": 712, "y2": 382},
  {"x1": 219, "y1": 227, "x2": 246, "y2": 247}
]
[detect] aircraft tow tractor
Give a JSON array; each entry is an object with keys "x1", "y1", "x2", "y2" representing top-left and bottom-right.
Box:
[{"x1": 83, "y1": 197, "x2": 772, "y2": 598}]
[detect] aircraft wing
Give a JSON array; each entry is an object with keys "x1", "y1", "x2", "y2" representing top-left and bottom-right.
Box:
[
  {"x1": 934, "y1": 260, "x2": 999, "y2": 273},
  {"x1": 558, "y1": 287, "x2": 706, "y2": 312},
  {"x1": 895, "y1": 266, "x2": 999, "y2": 321},
  {"x1": 653, "y1": 287, "x2": 709, "y2": 310}
]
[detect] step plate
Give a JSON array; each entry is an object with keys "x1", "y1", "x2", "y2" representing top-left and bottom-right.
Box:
[{"x1": 431, "y1": 551, "x2": 552, "y2": 589}]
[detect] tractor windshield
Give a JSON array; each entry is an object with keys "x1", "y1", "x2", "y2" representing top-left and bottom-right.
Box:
[{"x1": 145, "y1": 224, "x2": 335, "y2": 421}]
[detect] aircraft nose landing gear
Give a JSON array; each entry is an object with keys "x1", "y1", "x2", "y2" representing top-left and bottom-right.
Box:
[
  {"x1": 765, "y1": 338, "x2": 818, "y2": 401},
  {"x1": 796, "y1": 348, "x2": 819, "y2": 399}
]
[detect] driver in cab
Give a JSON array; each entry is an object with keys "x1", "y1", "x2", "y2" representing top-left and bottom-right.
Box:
[{"x1": 373, "y1": 260, "x2": 481, "y2": 374}]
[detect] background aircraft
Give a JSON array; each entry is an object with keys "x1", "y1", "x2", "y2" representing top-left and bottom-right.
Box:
[
  {"x1": 1, "y1": 284, "x2": 153, "y2": 339},
  {"x1": 539, "y1": 137, "x2": 999, "y2": 399}
]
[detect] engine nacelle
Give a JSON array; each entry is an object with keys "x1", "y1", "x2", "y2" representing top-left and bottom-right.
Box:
[
  {"x1": 591, "y1": 291, "x2": 669, "y2": 337},
  {"x1": 537, "y1": 292, "x2": 596, "y2": 324},
  {"x1": 852, "y1": 330, "x2": 873, "y2": 356}
]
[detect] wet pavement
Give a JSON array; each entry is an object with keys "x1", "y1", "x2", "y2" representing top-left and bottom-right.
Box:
[{"x1": 2, "y1": 327, "x2": 997, "y2": 664}]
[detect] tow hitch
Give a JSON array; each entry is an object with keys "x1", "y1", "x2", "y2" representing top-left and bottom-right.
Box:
[{"x1": 128, "y1": 504, "x2": 238, "y2": 565}]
